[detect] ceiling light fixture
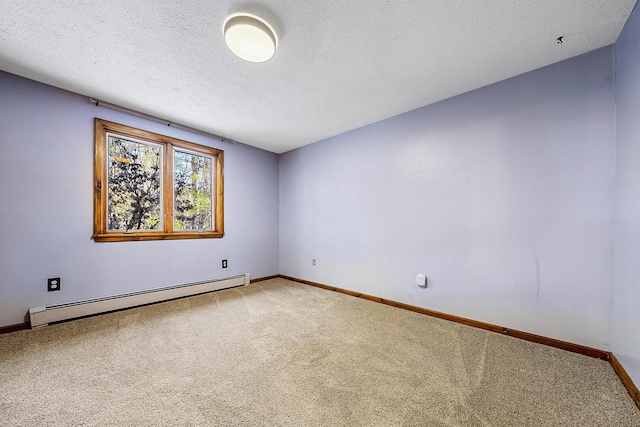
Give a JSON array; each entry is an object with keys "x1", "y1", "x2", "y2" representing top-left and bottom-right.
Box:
[{"x1": 224, "y1": 13, "x2": 277, "y2": 63}]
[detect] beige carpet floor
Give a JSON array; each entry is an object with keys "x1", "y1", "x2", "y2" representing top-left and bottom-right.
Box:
[{"x1": 0, "y1": 278, "x2": 638, "y2": 426}]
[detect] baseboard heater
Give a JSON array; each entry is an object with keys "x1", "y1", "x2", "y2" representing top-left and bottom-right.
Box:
[{"x1": 29, "y1": 273, "x2": 250, "y2": 327}]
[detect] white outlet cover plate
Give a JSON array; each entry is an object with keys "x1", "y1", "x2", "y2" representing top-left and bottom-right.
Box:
[{"x1": 416, "y1": 274, "x2": 427, "y2": 287}]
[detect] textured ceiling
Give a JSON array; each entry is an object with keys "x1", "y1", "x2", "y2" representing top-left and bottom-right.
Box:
[{"x1": 0, "y1": 1, "x2": 637, "y2": 153}]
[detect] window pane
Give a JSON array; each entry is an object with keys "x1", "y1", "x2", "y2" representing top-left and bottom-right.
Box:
[
  {"x1": 174, "y1": 150, "x2": 213, "y2": 231},
  {"x1": 107, "y1": 134, "x2": 162, "y2": 231}
]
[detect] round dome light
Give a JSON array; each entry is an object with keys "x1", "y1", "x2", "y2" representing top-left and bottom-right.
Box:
[{"x1": 224, "y1": 14, "x2": 277, "y2": 63}]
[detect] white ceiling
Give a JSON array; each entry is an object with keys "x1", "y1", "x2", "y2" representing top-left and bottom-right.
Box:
[{"x1": 0, "y1": 1, "x2": 637, "y2": 153}]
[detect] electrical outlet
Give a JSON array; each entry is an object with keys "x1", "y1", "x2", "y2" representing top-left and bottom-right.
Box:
[
  {"x1": 47, "y1": 277, "x2": 61, "y2": 292},
  {"x1": 416, "y1": 274, "x2": 427, "y2": 288},
  {"x1": 222, "y1": 259, "x2": 228, "y2": 268},
  {"x1": 312, "y1": 259, "x2": 316, "y2": 266}
]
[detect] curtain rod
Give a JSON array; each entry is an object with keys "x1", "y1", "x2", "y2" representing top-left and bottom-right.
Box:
[{"x1": 89, "y1": 98, "x2": 235, "y2": 143}]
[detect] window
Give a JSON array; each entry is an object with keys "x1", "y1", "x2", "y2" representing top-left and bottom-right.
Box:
[{"x1": 93, "y1": 119, "x2": 224, "y2": 242}]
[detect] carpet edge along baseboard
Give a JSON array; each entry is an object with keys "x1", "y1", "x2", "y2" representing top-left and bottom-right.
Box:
[
  {"x1": 278, "y1": 275, "x2": 607, "y2": 359},
  {"x1": 277, "y1": 274, "x2": 640, "y2": 410},
  {"x1": 249, "y1": 275, "x2": 280, "y2": 284},
  {"x1": 0, "y1": 322, "x2": 28, "y2": 334},
  {"x1": 610, "y1": 353, "x2": 640, "y2": 410}
]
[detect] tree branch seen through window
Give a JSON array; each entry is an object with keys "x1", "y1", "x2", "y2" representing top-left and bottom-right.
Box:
[{"x1": 93, "y1": 119, "x2": 224, "y2": 242}]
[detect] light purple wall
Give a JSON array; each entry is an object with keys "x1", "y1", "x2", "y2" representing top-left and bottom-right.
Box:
[
  {"x1": 280, "y1": 46, "x2": 617, "y2": 350},
  {"x1": 613, "y1": 3, "x2": 640, "y2": 388},
  {"x1": 0, "y1": 71, "x2": 279, "y2": 327},
  {"x1": 0, "y1": 39, "x2": 629, "y2": 362}
]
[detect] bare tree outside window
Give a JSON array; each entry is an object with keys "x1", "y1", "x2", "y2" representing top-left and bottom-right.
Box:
[
  {"x1": 174, "y1": 151, "x2": 213, "y2": 231},
  {"x1": 107, "y1": 135, "x2": 162, "y2": 231},
  {"x1": 93, "y1": 119, "x2": 224, "y2": 242}
]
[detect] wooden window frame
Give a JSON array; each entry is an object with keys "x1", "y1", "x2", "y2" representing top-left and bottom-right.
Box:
[{"x1": 93, "y1": 118, "x2": 224, "y2": 242}]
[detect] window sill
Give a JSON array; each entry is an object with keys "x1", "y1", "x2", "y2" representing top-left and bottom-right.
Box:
[{"x1": 92, "y1": 232, "x2": 224, "y2": 242}]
